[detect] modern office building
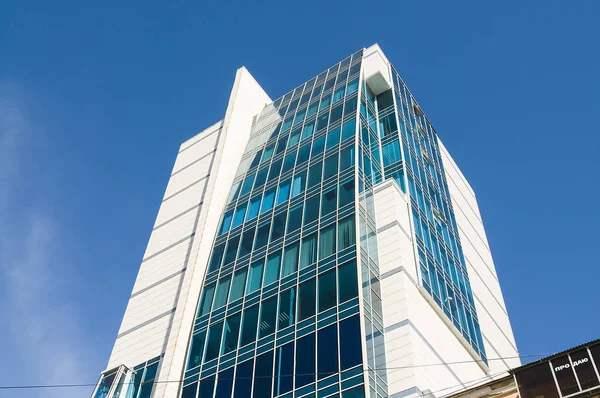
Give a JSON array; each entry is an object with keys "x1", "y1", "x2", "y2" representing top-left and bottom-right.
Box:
[{"x1": 92, "y1": 44, "x2": 519, "y2": 398}]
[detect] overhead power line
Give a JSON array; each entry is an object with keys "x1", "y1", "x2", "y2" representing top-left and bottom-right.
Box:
[{"x1": 0, "y1": 352, "x2": 547, "y2": 391}]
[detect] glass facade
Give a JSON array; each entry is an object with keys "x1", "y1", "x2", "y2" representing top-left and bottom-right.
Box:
[{"x1": 180, "y1": 47, "x2": 485, "y2": 398}]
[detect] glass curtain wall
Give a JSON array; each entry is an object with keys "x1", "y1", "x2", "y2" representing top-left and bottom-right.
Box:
[{"x1": 181, "y1": 50, "x2": 371, "y2": 398}]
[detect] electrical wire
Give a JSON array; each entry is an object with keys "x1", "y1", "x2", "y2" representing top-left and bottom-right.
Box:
[{"x1": 0, "y1": 352, "x2": 547, "y2": 390}]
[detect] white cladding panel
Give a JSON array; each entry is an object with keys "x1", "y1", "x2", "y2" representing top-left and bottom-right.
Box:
[{"x1": 438, "y1": 140, "x2": 520, "y2": 373}]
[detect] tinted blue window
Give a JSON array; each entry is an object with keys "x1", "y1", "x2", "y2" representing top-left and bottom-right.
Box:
[
  {"x1": 338, "y1": 260, "x2": 358, "y2": 303},
  {"x1": 221, "y1": 313, "x2": 241, "y2": 355},
  {"x1": 240, "y1": 305, "x2": 259, "y2": 347},
  {"x1": 311, "y1": 136, "x2": 326, "y2": 158},
  {"x1": 321, "y1": 187, "x2": 337, "y2": 216},
  {"x1": 278, "y1": 288, "x2": 295, "y2": 330},
  {"x1": 246, "y1": 261, "x2": 264, "y2": 294},
  {"x1": 298, "y1": 278, "x2": 316, "y2": 321},
  {"x1": 246, "y1": 196, "x2": 261, "y2": 220},
  {"x1": 295, "y1": 333, "x2": 316, "y2": 388},
  {"x1": 282, "y1": 151, "x2": 297, "y2": 174},
  {"x1": 274, "y1": 342, "x2": 294, "y2": 395},
  {"x1": 261, "y1": 188, "x2": 275, "y2": 213},
  {"x1": 291, "y1": 171, "x2": 306, "y2": 197},
  {"x1": 198, "y1": 285, "x2": 215, "y2": 316},
  {"x1": 301, "y1": 120, "x2": 315, "y2": 140},
  {"x1": 254, "y1": 167, "x2": 268, "y2": 188},
  {"x1": 303, "y1": 195, "x2": 320, "y2": 225},
  {"x1": 232, "y1": 203, "x2": 246, "y2": 228},
  {"x1": 276, "y1": 179, "x2": 291, "y2": 205},
  {"x1": 254, "y1": 351, "x2": 274, "y2": 398},
  {"x1": 296, "y1": 144, "x2": 311, "y2": 165},
  {"x1": 341, "y1": 118, "x2": 356, "y2": 141},
  {"x1": 240, "y1": 174, "x2": 255, "y2": 196},
  {"x1": 205, "y1": 321, "x2": 224, "y2": 361},
  {"x1": 323, "y1": 153, "x2": 339, "y2": 179},
  {"x1": 197, "y1": 376, "x2": 215, "y2": 398},
  {"x1": 318, "y1": 269, "x2": 337, "y2": 312},
  {"x1": 339, "y1": 179, "x2": 355, "y2": 208},
  {"x1": 219, "y1": 211, "x2": 233, "y2": 235},
  {"x1": 254, "y1": 221, "x2": 270, "y2": 250},
  {"x1": 316, "y1": 113, "x2": 329, "y2": 131},
  {"x1": 340, "y1": 146, "x2": 355, "y2": 170},
  {"x1": 215, "y1": 368, "x2": 234, "y2": 398},
  {"x1": 270, "y1": 211, "x2": 287, "y2": 241},
  {"x1": 186, "y1": 329, "x2": 206, "y2": 369},
  {"x1": 339, "y1": 315, "x2": 362, "y2": 370},
  {"x1": 237, "y1": 227, "x2": 255, "y2": 258},
  {"x1": 287, "y1": 204, "x2": 303, "y2": 232},
  {"x1": 308, "y1": 162, "x2": 322, "y2": 188},
  {"x1": 208, "y1": 244, "x2": 225, "y2": 272},
  {"x1": 281, "y1": 243, "x2": 299, "y2": 277},
  {"x1": 259, "y1": 296, "x2": 277, "y2": 338},
  {"x1": 223, "y1": 236, "x2": 240, "y2": 265},
  {"x1": 233, "y1": 360, "x2": 253, "y2": 398},
  {"x1": 267, "y1": 159, "x2": 283, "y2": 182},
  {"x1": 317, "y1": 324, "x2": 338, "y2": 379},
  {"x1": 264, "y1": 252, "x2": 281, "y2": 286},
  {"x1": 326, "y1": 126, "x2": 341, "y2": 149}
]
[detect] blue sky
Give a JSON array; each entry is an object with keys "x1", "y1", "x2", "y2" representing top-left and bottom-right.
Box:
[{"x1": 1, "y1": 1, "x2": 599, "y2": 396}]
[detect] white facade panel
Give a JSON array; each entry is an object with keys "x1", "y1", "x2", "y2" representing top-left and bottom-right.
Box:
[
  {"x1": 171, "y1": 130, "x2": 219, "y2": 175},
  {"x1": 438, "y1": 140, "x2": 520, "y2": 373},
  {"x1": 143, "y1": 209, "x2": 197, "y2": 259},
  {"x1": 131, "y1": 238, "x2": 190, "y2": 294}
]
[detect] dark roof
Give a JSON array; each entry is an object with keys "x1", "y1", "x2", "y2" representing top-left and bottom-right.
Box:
[{"x1": 510, "y1": 338, "x2": 600, "y2": 374}]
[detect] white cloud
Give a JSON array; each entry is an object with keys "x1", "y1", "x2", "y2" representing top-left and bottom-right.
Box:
[{"x1": 0, "y1": 81, "x2": 96, "y2": 398}]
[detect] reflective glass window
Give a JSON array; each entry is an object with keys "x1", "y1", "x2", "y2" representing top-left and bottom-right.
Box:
[
  {"x1": 246, "y1": 196, "x2": 261, "y2": 221},
  {"x1": 339, "y1": 179, "x2": 355, "y2": 207},
  {"x1": 282, "y1": 242, "x2": 299, "y2": 277},
  {"x1": 232, "y1": 203, "x2": 246, "y2": 228},
  {"x1": 300, "y1": 233, "x2": 317, "y2": 269},
  {"x1": 198, "y1": 285, "x2": 215, "y2": 316},
  {"x1": 197, "y1": 376, "x2": 215, "y2": 398},
  {"x1": 246, "y1": 260, "x2": 264, "y2": 293},
  {"x1": 295, "y1": 333, "x2": 316, "y2": 388},
  {"x1": 208, "y1": 244, "x2": 225, "y2": 272},
  {"x1": 298, "y1": 278, "x2": 316, "y2": 321},
  {"x1": 205, "y1": 321, "x2": 224, "y2": 361},
  {"x1": 308, "y1": 162, "x2": 323, "y2": 188},
  {"x1": 240, "y1": 305, "x2": 259, "y2": 347},
  {"x1": 215, "y1": 368, "x2": 234, "y2": 398},
  {"x1": 270, "y1": 211, "x2": 287, "y2": 241},
  {"x1": 186, "y1": 329, "x2": 206, "y2": 369},
  {"x1": 317, "y1": 324, "x2": 339, "y2": 379},
  {"x1": 287, "y1": 204, "x2": 303, "y2": 232},
  {"x1": 219, "y1": 211, "x2": 233, "y2": 235},
  {"x1": 303, "y1": 195, "x2": 320, "y2": 225},
  {"x1": 240, "y1": 174, "x2": 255, "y2": 196},
  {"x1": 223, "y1": 236, "x2": 240, "y2": 265},
  {"x1": 319, "y1": 225, "x2": 336, "y2": 260},
  {"x1": 338, "y1": 216, "x2": 356, "y2": 250},
  {"x1": 339, "y1": 315, "x2": 362, "y2": 370},
  {"x1": 324, "y1": 153, "x2": 339, "y2": 179},
  {"x1": 259, "y1": 296, "x2": 277, "y2": 338},
  {"x1": 221, "y1": 313, "x2": 241, "y2": 354},
  {"x1": 254, "y1": 221, "x2": 271, "y2": 249},
  {"x1": 321, "y1": 187, "x2": 337, "y2": 216},
  {"x1": 254, "y1": 167, "x2": 268, "y2": 188},
  {"x1": 338, "y1": 260, "x2": 359, "y2": 303},
  {"x1": 264, "y1": 252, "x2": 281, "y2": 286},
  {"x1": 278, "y1": 288, "x2": 296, "y2": 330},
  {"x1": 229, "y1": 269, "x2": 247, "y2": 302},
  {"x1": 267, "y1": 159, "x2": 283, "y2": 182},
  {"x1": 274, "y1": 342, "x2": 294, "y2": 395},
  {"x1": 233, "y1": 360, "x2": 253, "y2": 398},
  {"x1": 311, "y1": 135, "x2": 326, "y2": 158},
  {"x1": 318, "y1": 269, "x2": 337, "y2": 312},
  {"x1": 254, "y1": 351, "x2": 274, "y2": 398},
  {"x1": 282, "y1": 151, "x2": 297, "y2": 174},
  {"x1": 326, "y1": 126, "x2": 341, "y2": 149},
  {"x1": 291, "y1": 171, "x2": 306, "y2": 197},
  {"x1": 341, "y1": 118, "x2": 356, "y2": 141},
  {"x1": 261, "y1": 188, "x2": 275, "y2": 213},
  {"x1": 297, "y1": 143, "x2": 311, "y2": 165},
  {"x1": 212, "y1": 275, "x2": 231, "y2": 309},
  {"x1": 238, "y1": 226, "x2": 255, "y2": 258},
  {"x1": 277, "y1": 179, "x2": 291, "y2": 205}
]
